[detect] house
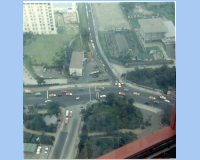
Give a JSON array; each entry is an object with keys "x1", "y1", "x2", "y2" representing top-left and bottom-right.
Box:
[
  {"x1": 137, "y1": 53, "x2": 154, "y2": 61},
  {"x1": 127, "y1": 12, "x2": 142, "y2": 18},
  {"x1": 161, "y1": 21, "x2": 175, "y2": 44},
  {"x1": 43, "y1": 115, "x2": 57, "y2": 126},
  {"x1": 138, "y1": 18, "x2": 168, "y2": 42},
  {"x1": 69, "y1": 51, "x2": 85, "y2": 76}
]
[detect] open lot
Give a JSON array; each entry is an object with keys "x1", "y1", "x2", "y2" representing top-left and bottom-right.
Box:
[{"x1": 92, "y1": 3, "x2": 131, "y2": 31}]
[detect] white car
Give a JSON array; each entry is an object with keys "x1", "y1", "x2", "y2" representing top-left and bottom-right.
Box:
[
  {"x1": 160, "y1": 96, "x2": 166, "y2": 100},
  {"x1": 45, "y1": 100, "x2": 52, "y2": 103},
  {"x1": 164, "y1": 99, "x2": 170, "y2": 103},
  {"x1": 118, "y1": 83, "x2": 121, "y2": 88},
  {"x1": 100, "y1": 95, "x2": 106, "y2": 98}
]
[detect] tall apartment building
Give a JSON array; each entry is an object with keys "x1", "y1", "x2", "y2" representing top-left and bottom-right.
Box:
[{"x1": 23, "y1": 2, "x2": 57, "y2": 35}]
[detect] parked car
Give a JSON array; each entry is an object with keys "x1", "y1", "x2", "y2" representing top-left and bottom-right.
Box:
[
  {"x1": 124, "y1": 88, "x2": 129, "y2": 92},
  {"x1": 149, "y1": 96, "x2": 156, "y2": 100},
  {"x1": 154, "y1": 101, "x2": 159, "y2": 104},
  {"x1": 144, "y1": 102, "x2": 149, "y2": 105},
  {"x1": 133, "y1": 92, "x2": 140, "y2": 96},
  {"x1": 164, "y1": 99, "x2": 170, "y2": 103},
  {"x1": 76, "y1": 97, "x2": 83, "y2": 100},
  {"x1": 100, "y1": 95, "x2": 106, "y2": 98},
  {"x1": 66, "y1": 93, "x2": 72, "y2": 96},
  {"x1": 160, "y1": 96, "x2": 166, "y2": 100},
  {"x1": 79, "y1": 88, "x2": 84, "y2": 91}
]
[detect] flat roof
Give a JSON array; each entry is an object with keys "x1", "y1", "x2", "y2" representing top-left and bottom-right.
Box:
[
  {"x1": 97, "y1": 126, "x2": 176, "y2": 159},
  {"x1": 69, "y1": 51, "x2": 84, "y2": 69},
  {"x1": 138, "y1": 18, "x2": 168, "y2": 33},
  {"x1": 164, "y1": 21, "x2": 175, "y2": 37},
  {"x1": 23, "y1": 143, "x2": 37, "y2": 152},
  {"x1": 53, "y1": 3, "x2": 72, "y2": 8},
  {"x1": 137, "y1": 53, "x2": 154, "y2": 59},
  {"x1": 43, "y1": 115, "x2": 57, "y2": 126}
]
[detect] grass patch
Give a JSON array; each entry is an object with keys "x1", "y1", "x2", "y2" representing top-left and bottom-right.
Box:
[
  {"x1": 131, "y1": 30, "x2": 144, "y2": 53},
  {"x1": 98, "y1": 31, "x2": 111, "y2": 59},
  {"x1": 129, "y1": 17, "x2": 143, "y2": 28},
  {"x1": 77, "y1": 3, "x2": 88, "y2": 29}
]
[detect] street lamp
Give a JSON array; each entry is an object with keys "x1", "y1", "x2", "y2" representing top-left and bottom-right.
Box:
[{"x1": 36, "y1": 137, "x2": 41, "y2": 146}]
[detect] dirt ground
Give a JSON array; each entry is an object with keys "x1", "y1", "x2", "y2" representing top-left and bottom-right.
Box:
[{"x1": 92, "y1": 2, "x2": 131, "y2": 31}]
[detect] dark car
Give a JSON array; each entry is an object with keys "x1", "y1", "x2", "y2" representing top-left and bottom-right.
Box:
[
  {"x1": 144, "y1": 102, "x2": 150, "y2": 105},
  {"x1": 58, "y1": 94, "x2": 63, "y2": 97},
  {"x1": 79, "y1": 88, "x2": 84, "y2": 91},
  {"x1": 93, "y1": 75, "x2": 99, "y2": 78}
]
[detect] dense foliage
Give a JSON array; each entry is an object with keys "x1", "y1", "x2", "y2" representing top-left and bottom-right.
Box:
[
  {"x1": 77, "y1": 131, "x2": 137, "y2": 159},
  {"x1": 23, "y1": 113, "x2": 57, "y2": 133},
  {"x1": 23, "y1": 132, "x2": 55, "y2": 145},
  {"x1": 77, "y1": 93, "x2": 143, "y2": 158},
  {"x1": 23, "y1": 31, "x2": 36, "y2": 46},
  {"x1": 161, "y1": 106, "x2": 173, "y2": 125},
  {"x1": 124, "y1": 65, "x2": 176, "y2": 93}
]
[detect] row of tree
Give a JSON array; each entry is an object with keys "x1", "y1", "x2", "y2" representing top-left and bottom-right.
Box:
[{"x1": 123, "y1": 65, "x2": 176, "y2": 93}]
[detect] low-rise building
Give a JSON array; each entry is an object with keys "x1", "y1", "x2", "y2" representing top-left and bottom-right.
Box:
[
  {"x1": 127, "y1": 12, "x2": 142, "y2": 18},
  {"x1": 69, "y1": 51, "x2": 85, "y2": 76},
  {"x1": 137, "y1": 53, "x2": 154, "y2": 61},
  {"x1": 162, "y1": 21, "x2": 175, "y2": 44}
]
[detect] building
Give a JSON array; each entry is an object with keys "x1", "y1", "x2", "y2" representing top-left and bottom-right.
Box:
[
  {"x1": 162, "y1": 21, "x2": 175, "y2": 44},
  {"x1": 53, "y1": 2, "x2": 77, "y2": 13},
  {"x1": 43, "y1": 115, "x2": 57, "y2": 126},
  {"x1": 127, "y1": 12, "x2": 142, "y2": 18},
  {"x1": 23, "y1": 143, "x2": 37, "y2": 153},
  {"x1": 138, "y1": 18, "x2": 168, "y2": 42},
  {"x1": 137, "y1": 53, "x2": 154, "y2": 61},
  {"x1": 69, "y1": 51, "x2": 85, "y2": 76},
  {"x1": 23, "y1": 2, "x2": 57, "y2": 35}
]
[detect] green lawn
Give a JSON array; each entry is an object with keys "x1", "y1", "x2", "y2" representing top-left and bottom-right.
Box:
[
  {"x1": 77, "y1": 3, "x2": 88, "y2": 29},
  {"x1": 98, "y1": 31, "x2": 111, "y2": 59},
  {"x1": 129, "y1": 17, "x2": 143, "y2": 28}
]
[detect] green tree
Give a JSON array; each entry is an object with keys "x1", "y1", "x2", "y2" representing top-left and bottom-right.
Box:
[
  {"x1": 46, "y1": 102, "x2": 61, "y2": 116},
  {"x1": 36, "y1": 76, "x2": 45, "y2": 85}
]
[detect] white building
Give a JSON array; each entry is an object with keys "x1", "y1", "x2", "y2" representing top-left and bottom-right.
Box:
[
  {"x1": 69, "y1": 51, "x2": 85, "y2": 76},
  {"x1": 23, "y1": 2, "x2": 57, "y2": 35},
  {"x1": 162, "y1": 21, "x2": 175, "y2": 44}
]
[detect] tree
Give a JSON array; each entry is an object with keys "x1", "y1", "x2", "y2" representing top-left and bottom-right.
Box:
[
  {"x1": 46, "y1": 102, "x2": 61, "y2": 116},
  {"x1": 81, "y1": 28, "x2": 89, "y2": 42},
  {"x1": 36, "y1": 76, "x2": 45, "y2": 85}
]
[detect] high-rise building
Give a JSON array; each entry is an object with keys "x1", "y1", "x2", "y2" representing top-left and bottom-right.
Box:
[{"x1": 23, "y1": 2, "x2": 57, "y2": 35}]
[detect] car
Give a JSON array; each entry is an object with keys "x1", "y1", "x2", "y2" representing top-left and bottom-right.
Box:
[
  {"x1": 100, "y1": 95, "x2": 106, "y2": 98},
  {"x1": 154, "y1": 101, "x2": 159, "y2": 104},
  {"x1": 149, "y1": 96, "x2": 156, "y2": 100},
  {"x1": 93, "y1": 75, "x2": 99, "y2": 78},
  {"x1": 79, "y1": 88, "x2": 84, "y2": 91},
  {"x1": 76, "y1": 97, "x2": 83, "y2": 100},
  {"x1": 119, "y1": 80, "x2": 124, "y2": 85},
  {"x1": 133, "y1": 92, "x2": 140, "y2": 96},
  {"x1": 119, "y1": 92, "x2": 125, "y2": 96},
  {"x1": 105, "y1": 69, "x2": 108, "y2": 72},
  {"x1": 66, "y1": 93, "x2": 72, "y2": 96},
  {"x1": 91, "y1": 40, "x2": 93, "y2": 43},
  {"x1": 49, "y1": 94, "x2": 56, "y2": 97},
  {"x1": 115, "y1": 83, "x2": 118, "y2": 86},
  {"x1": 144, "y1": 102, "x2": 150, "y2": 105},
  {"x1": 124, "y1": 88, "x2": 129, "y2": 92},
  {"x1": 58, "y1": 94, "x2": 63, "y2": 97},
  {"x1": 61, "y1": 90, "x2": 66, "y2": 93},
  {"x1": 45, "y1": 100, "x2": 52, "y2": 103},
  {"x1": 160, "y1": 96, "x2": 166, "y2": 100},
  {"x1": 95, "y1": 89, "x2": 100, "y2": 92},
  {"x1": 164, "y1": 99, "x2": 170, "y2": 103},
  {"x1": 118, "y1": 83, "x2": 121, "y2": 88}
]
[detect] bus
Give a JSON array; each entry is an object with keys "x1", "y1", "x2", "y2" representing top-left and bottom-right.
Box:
[
  {"x1": 69, "y1": 111, "x2": 73, "y2": 117},
  {"x1": 66, "y1": 110, "x2": 69, "y2": 117}
]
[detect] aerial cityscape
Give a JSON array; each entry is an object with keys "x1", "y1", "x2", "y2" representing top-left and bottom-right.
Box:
[{"x1": 23, "y1": 1, "x2": 176, "y2": 159}]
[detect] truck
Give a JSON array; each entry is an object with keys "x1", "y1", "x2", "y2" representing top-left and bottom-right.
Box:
[
  {"x1": 69, "y1": 111, "x2": 73, "y2": 117},
  {"x1": 65, "y1": 118, "x2": 69, "y2": 124},
  {"x1": 66, "y1": 110, "x2": 69, "y2": 117},
  {"x1": 25, "y1": 90, "x2": 33, "y2": 94},
  {"x1": 35, "y1": 92, "x2": 41, "y2": 96},
  {"x1": 98, "y1": 86, "x2": 105, "y2": 91}
]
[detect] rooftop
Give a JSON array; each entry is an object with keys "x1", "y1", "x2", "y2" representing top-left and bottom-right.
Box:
[
  {"x1": 138, "y1": 18, "x2": 168, "y2": 33},
  {"x1": 69, "y1": 51, "x2": 84, "y2": 69},
  {"x1": 23, "y1": 143, "x2": 37, "y2": 153},
  {"x1": 128, "y1": 12, "x2": 142, "y2": 16},
  {"x1": 164, "y1": 21, "x2": 175, "y2": 37},
  {"x1": 43, "y1": 115, "x2": 57, "y2": 126},
  {"x1": 137, "y1": 53, "x2": 154, "y2": 59},
  {"x1": 53, "y1": 3, "x2": 72, "y2": 8}
]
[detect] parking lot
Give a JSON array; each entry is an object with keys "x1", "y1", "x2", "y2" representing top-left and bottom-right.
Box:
[
  {"x1": 33, "y1": 66, "x2": 65, "y2": 79},
  {"x1": 24, "y1": 146, "x2": 51, "y2": 159}
]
